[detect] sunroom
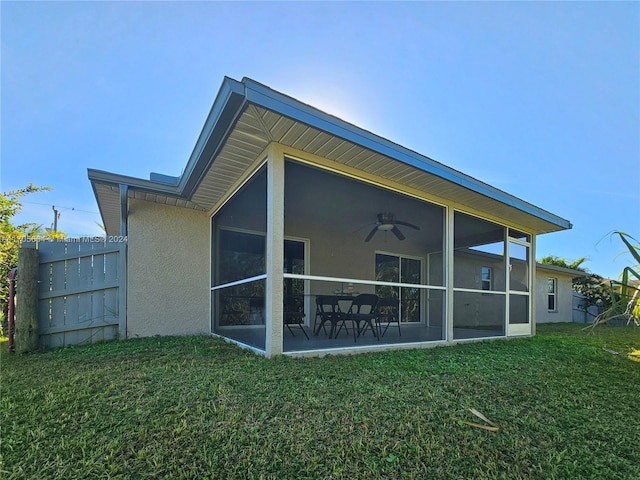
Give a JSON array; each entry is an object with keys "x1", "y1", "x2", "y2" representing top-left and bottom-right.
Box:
[{"x1": 89, "y1": 77, "x2": 571, "y2": 357}]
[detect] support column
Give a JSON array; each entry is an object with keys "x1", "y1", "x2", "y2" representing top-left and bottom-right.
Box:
[
  {"x1": 530, "y1": 234, "x2": 537, "y2": 336},
  {"x1": 446, "y1": 208, "x2": 455, "y2": 342},
  {"x1": 265, "y1": 145, "x2": 285, "y2": 357}
]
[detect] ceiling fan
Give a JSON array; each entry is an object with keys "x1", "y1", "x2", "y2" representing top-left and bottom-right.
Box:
[{"x1": 364, "y1": 213, "x2": 420, "y2": 242}]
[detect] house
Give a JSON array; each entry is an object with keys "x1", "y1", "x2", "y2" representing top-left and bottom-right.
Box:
[
  {"x1": 89, "y1": 76, "x2": 572, "y2": 357},
  {"x1": 534, "y1": 263, "x2": 586, "y2": 324}
]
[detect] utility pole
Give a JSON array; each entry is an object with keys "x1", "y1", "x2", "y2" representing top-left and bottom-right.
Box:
[{"x1": 52, "y1": 205, "x2": 59, "y2": 232}]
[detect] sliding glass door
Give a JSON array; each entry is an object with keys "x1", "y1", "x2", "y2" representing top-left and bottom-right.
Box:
[{"x1": 375, "y1": 253, "x2": 422, "y2": 323}]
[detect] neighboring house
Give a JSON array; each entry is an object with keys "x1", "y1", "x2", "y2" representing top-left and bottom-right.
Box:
[
  {"x1": 89, "y1": 76, "x2": 572, "y2": 357},
  {"x1": 534, "y1": 263, "x2": 585, "y2": 324}
]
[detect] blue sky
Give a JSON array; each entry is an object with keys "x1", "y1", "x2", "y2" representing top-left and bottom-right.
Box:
[{"x1": 2, "y1": 1, "x2": 638, "y2": 279}]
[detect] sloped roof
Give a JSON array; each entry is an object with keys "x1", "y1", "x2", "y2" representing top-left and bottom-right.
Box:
[
  {"x1": 89, "y1": 76, "x2": 572, "y2": 236},
  {"x1": 536, "y1": 263, "x2": 587, "y2": 278}
]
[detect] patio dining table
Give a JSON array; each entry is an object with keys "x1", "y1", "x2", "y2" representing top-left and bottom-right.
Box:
[{"x1": 313, "y1": 294, "x2": 379, "y2": 342}]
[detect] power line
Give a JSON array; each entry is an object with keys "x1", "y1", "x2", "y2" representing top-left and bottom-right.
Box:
[{"x1": 21, "y1": 201, "x2": 99, "y2": 215}]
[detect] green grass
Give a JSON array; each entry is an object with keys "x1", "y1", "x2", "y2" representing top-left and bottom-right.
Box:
[{"x1": 1, "y1": 324, "x2": 639, "y2": 479}]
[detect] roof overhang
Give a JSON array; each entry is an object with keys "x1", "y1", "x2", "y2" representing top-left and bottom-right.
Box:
[
  {"x1": 536, "y1": 263, "x2": 587, "y2": 278},
  {"x1": 89, "y1": 76, "x2": 572, "y2": 236}
]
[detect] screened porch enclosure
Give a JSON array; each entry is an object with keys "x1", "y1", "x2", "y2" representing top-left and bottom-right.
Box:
[
  {"x1": 282, "y1": 160, "x2": 447, "y2": 352},
  {"x1": 210, "y1": 156, "x2": 532, "y2": 355}
]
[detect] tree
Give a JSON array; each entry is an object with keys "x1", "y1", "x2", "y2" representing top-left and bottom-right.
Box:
[
  {"x1": 573, "y1": 273, "x2": 616, "y2": 315},
  {"x1": 590, "y1": 232, "x2": 640, "y2": 328},
  {"x1": 1, "y1": 184, "x2": 64, "y2": 332},
  {"x1": 539, "y1": 255, "x2": 588, "y2": 271}
]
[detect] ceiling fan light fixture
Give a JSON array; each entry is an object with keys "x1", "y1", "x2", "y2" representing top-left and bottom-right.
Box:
[{"x1": 363, "y1": 212, "x2": 420, "y2": 242}]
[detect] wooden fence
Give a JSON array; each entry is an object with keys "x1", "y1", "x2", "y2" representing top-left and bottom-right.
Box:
[{"x1": 36, "y1": 240, "x2": 126, "y2": 349}]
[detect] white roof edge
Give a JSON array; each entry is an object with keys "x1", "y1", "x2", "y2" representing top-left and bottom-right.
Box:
[
  {"x1": 88, "y1": 168, "x2": 180, "y2": 195},
  {"x1": 88, "y1": 76, "x2": 573, "y2": 234},
  {"x1": 241, "y1": 78, "x2": 572, "y2": 231},
  {"x1": 535, "y1": 263, "x2": 587, "y2": 278}
]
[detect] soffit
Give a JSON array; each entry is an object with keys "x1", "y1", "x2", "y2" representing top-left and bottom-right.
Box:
[
  {"x1": 190, "y1": 107, "x2": 270, "y2": 209},
  {"x1": 93, "y1": 183, "x2": 121, "y2": 236},
  {"x1": 191, "y1": 104, "x2": 565, "y2": 234},
  {"x1": 94, "y1": 182, "x2": 205, "y2": 236}
]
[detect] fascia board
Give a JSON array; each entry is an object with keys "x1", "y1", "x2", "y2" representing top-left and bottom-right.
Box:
[
  {"x1": 178, "y1": 77, "x2": 247, "y2": 198},
  {"x1": 536, "y1": 263, "x2": 587, "y2": 278},
  {"x1": 88, "y1": 168, "x2": 180, "y2": 196},
  {"x1": 242, "y1": 78, "x2": 571, "y2": 231}
]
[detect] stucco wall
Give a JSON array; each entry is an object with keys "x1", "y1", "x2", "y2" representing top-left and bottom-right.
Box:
[
  {"x1": 535, "y1": 270, "x2": 574, "y2": 323},
  {"x1": 127, "y1": 198, "x2": 210, "y2": 337}
]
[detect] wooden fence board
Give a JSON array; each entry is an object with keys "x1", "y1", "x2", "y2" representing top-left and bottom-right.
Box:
[
  {"x1": 91, "y1": 287, "x2": 105, "y2": 344},
  {"x1": 105, "y1": 251, "x2": 118, "y2": 283},
  {"x1": 104, "y1": 288, "x2": 119, "y2": 319},
  {"x1": 38, "y1": 280, "x2": 119, "y2": 299},
  {"x1": 38, "y1": 298, "x2": 51, "y2": 331},
  {"x1": 93, "y1": 253, "x2": 106, "y2": 288},
  {"x1": 49, "y1": 258, "x2": 65, "y2": 329},
  {"x1": 36, "y1": 240, "x2": 126, "y2": 349},
  {"x1": 65, "y1": 252, "x2": 80, "y2": 337},
  {"x1": 38, "y1": 243, "x2": 122, "y2": 263},
  {"x1": 38, "y1": 262, "x2": 51, "y2": 295}
]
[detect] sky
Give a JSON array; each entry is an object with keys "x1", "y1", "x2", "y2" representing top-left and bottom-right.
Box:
[{"x1": 1, "y1": 1, "x2": 638, "y2": 280}]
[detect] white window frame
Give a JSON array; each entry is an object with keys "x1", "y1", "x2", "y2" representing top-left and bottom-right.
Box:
[
  {"x1": 481, "y1": 266, "x2": 492, "y2": 291},
  {"x1": 547, "y1": 278, "x2": 557, "y2": 312}
]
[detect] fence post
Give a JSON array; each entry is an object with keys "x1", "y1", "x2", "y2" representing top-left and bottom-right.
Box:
[{"x1": 14, "y1": 244, "x2": 39, "y2": 354}]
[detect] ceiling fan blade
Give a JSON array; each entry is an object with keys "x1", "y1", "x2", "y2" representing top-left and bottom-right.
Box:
[
  {"x1": 391, "y1": 226, "x2": 405, "y2": 240},
  {"x1": 364, "y1": 227, "x2": 378, "y2": 242},
  {"x1": 352, "y1": 221, "x2": 377, "y2": 235},
  {"x1": 395, "y1": 220, "x2": 420, "y2": 230}
]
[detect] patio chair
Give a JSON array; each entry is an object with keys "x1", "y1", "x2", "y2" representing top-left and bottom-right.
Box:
[
  {"x1": 315, "y1": 296, "x2": 349, "y2": 339},
  {"x1": 284, "y1": 298, "x2": 309, "y2": 340},
  {"x1": 376, "y1": 297, "x2": 401, "y2": 337},
  {"x1": 342, "y1": 294, "x2": 379, "y2": 342},
  {"x1": 312, "y1": 301, "x2": 325, "y2": 335}
]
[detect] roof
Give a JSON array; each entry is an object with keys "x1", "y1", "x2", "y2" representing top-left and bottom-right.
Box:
[
  {"x1": 89, "y1": 76, "x2": 572, "y2": 236},
  {"x1": 536, "y1": 263, "x2": 587, "y2": 278}
]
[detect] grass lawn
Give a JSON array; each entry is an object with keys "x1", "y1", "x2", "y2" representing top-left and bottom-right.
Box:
[{"x1": 1, "y1": 323, "x2": 639, "y2": 480}]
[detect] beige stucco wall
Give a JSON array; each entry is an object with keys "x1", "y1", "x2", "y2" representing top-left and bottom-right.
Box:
[
  {"x1": 127, "y1": 198, "x2": 210, "y2": 337},
  {"x1": 535, "y1": 269, "x2": 574, "y2": 323}
]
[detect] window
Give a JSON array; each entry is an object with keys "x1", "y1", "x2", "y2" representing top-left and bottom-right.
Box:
[
  {"x1": 375, "y1": 253, "x2": 422, "y2": 323},
  {"x1": 481, "y1": 267, "x2": 492, "y2": 291},
  {"x1": 547, "y1": 278, "x2": 557, "y2": 311}
]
